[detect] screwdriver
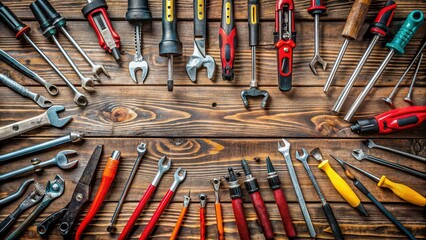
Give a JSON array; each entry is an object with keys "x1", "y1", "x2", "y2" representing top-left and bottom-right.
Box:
[
  {"x1": 324, "y1": 0, "x2": 372, "y2": 93},
  {"x1": 344, "y1": 10, "x2": 424, "y2": 122},
  {"x1": 82, "y1": 0, "x2": 121, "y2": 62},
  {"x1": 160, "y1": 0, "x2": 182, "y2": 91},
  {"x1": 340, "y1": 159, "x2": 426, "y2": 207},
  {"x1": 219, "y1": 0, "x2": 237, "y2": 80},
  {"x1": 332, "y1": 0, "x2": 397, "y2": 113},
  {"x1": 308, "y1": 0, "x2": 327, "y2": 75}
]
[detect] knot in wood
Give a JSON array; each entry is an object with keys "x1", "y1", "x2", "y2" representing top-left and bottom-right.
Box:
[{"x1": 102, "y1": 106, "x2": 137, "y2": 123}]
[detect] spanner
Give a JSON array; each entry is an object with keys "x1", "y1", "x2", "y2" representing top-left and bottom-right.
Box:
[
  {"x1": 5, "y1": 175, "x2": 64, "y2": 240},
  {"x1": 0, "y1": 74, "x2": 53, "y2": 108},
  {"x1": 0, "y1": 178, "x2": 34, "y2": 206},
  {"x1": 0, "y1": 49, "x2": 58, "y2": 95},
  {"x1": 363, "y1": 139, "x2": 426, "y2": 163},
  {"x1": 0, "y1": 150, "x2": 78, "y2": 182},
  {"x1": 0, "y1": 105, "x2": 72, "y2": 141},
  {"x1": 0, "y1": 182, "x2": 45, "y2": 236}
]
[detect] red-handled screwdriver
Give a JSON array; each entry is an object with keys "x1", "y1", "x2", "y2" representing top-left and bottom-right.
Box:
[{"x1": 219, "y1": 0, "x2": 237, "y2": 80}]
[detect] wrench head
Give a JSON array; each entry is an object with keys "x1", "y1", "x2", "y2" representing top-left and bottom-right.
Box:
[
  {"x1": 362, "y1": 139, "x2": 375, "y2": 149},
  {"x1": 46, "y1": 106, "x2": 72, "y2": 128},
  {"x1": 186, "y1": 55, "x2": 204, "y2": 82},
  {"x1": 309, "y1": 55, "x2": 327, "y2": 75},
  {"x1": 55, "y1": 150, "x2": 79, "y2": 169},
  {"x1": 45, "y1": 175, "x2": 65, "y2": 199},
  {"x1": 309, "y1": 147, "x2": 323, "y2": 162},
  {"x1": 241, "y1": 87, "x2": 270, "y2": 109},
  {"x1": 173, "y1": 167, "x2": 187, "y2": 184},
  {"x1": 92, "y1": 64, "x2": 110, "y2": 81},
  {"x1": 129, "y1": 60, "x2": 149, "y2": 83},
  {"x1": 137, "y1": 142, "x2": 147, "y2": 154},
  {"x1": 278, "y1": 139, "x2": 291, "y2": 154},
  {"x1": 158, "y1": 156, "x2": 171, "y2": 174},
  {"x1": 202, "y1": 55, "x2": 216, "y2": 80},
  {"x1": 81, "y1": 77, "x2": 96, "y2": 92},
  {"x1": 35, "y1": 95, "x2": 53, "y2": 109},
  {"x1": 44, "y1": 82, "x2": 59, "y2": 96},
  {"x1": 295, "y1": 148, "x2": 309, "y2": 162},
  {"x1": 352, "y1": 149, "x2": 366, "y2": 161}
]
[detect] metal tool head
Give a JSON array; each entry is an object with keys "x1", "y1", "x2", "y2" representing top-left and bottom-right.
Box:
[
  {"x1": 330, "y1": 155, "x2": 357, "y2": 181},
  {"x1": 186, "y1": 41, "x2": 216, "y2": 82},
  {"x1": 73, "y1": 92, "x2": 88, "y2": 107},
  {"x1": 183, "y1": 192, "x2": 191, "y2": 208},
  {"x1": 198, "y1": 193, "x2": 207, "y2": 207},
  {"x1": 129, "y1": 60, "x2": 149, "y2": 83},
  {"x1": 278, "y1": 139, "x2": 291, "y2": 154},
  {"x1": 137, "y1": 142, "x2": 147, "y2": 154},
  {"x1": 44, "y1": 82, "x2": 59, "y2": 96},
  {"x1": 91, "y1": 63, "x2": 110, "y2": 81},
  {"x1": 35, "y1": 95, "x2": 53, "y2": 109},
  {"x1": 241, "y1": 87, "x2": 269, "y2": 109},
  {"x1": 169, "y1": 167, "x2": 187, "y2": 192},
  {"x1": 210, "y1": 178, "x2": 221, "y2": 192},
  {"x1": 45, "y1": 175, "x2": 65, "y2": 199},
  {"x1": 152, "y1": 156, "x2": 172, "y2": 186},
  {"x1": 19, "y1": 182, "x2": 45, "y2": 209},
  {"x1": 70, "y1": 132, "x2": 85, "y2": 143},
  {"x1": 295, "y1": 148, "x2": 309, "y2": 162},
  {"x1": 79, "y1": 145, "x2": 103, "y2": 187},
  {"x1": 352, "y1": 149, "x2": 367, "y2": 161},
  {"x1": 309, "y1": 55, "x2": 327, "y2": 75},
  {"x1": 403, "y1": 96, "x2": 413, "y2": 104},
  {"x1": 80, "y1": 77, "x2": 96, "y2": 92},
  {"x1": 55, "y1": 150, "x2": 79, "y2": 169},
  {"x1": 309, "y1": 147, "x2": 323, "y2": 162},
  {"x1": 362, "y1": 139, "x2": 375, "y2": 149},
  {"x1": 46, "y1": 105, "x2": 72, "y2": 127},
  {"x1": 381, "y1": 97, "x2": 395, "y2": 108}
]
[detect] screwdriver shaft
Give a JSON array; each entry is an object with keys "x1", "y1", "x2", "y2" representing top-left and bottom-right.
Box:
[{"x1": 324, "y1": 39, "x2": 350, "y2": 93}]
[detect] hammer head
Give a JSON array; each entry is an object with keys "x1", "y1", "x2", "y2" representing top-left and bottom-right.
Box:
[
  {"x1": 46, "y1": 106, "x2": 72, "y2": 128},
  {"x1": 241, "y1": 87, "x2": 269, "y2": 109},
  {"x1": 186, "y1": 55, "x2": 216, "y2": 82}
]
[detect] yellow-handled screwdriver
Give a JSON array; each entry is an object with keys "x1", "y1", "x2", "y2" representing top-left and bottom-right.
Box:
[
  {"x1": 342, "y1": 160, "x2": 426, "y2": 207},
  {"x1": 310, "y1": 148, "x2": 368, "y2": 216}
]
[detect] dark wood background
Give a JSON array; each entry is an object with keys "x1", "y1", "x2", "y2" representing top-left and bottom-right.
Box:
[{"x1": 0, "y1": 0, "x2": 425, "y2": 239}]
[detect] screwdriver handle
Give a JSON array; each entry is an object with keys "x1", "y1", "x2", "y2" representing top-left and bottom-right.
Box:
[
  {"x1": 250, "y1": 191, "x2": 274, "y2": 240},
  {"x1": 169, "y1": 206, "x2": 187, "y2": 240},
  {"x1": 308, "y1": 0, "x2": 326, "y2": 15},
  {"x1": 219, "y1": 0, "x2": 237, "y2": 80},
  {"x1": 126, "y1": 0, "x2": 152, "y2": 24},
  {"x1": 322, "y1": 202, "x2": 344, "y2": 240},
  {"x1": 30, "y1": 2, "x2": 56, "y2": 38},
  {"x1": 193, "y1": 0, "x2": 207, "y2": 39},
  {"x1": 0, "y1": 2, "x2": 30, "y2": 39},
  {"x1": 342, "y1": 0, "x2": 372, "y2": 40},
  {"x1": 159, "y1": 0, "x2": 182, "y2": 56},
  {"x1": 378, "y1": 175, "x2": 426, "y2": 207},
  {"x1": 248, "y1": 0, "x2": 259, "y2": 47},
  {"x1": 272, "y1": 188, "x2": 296, "y2": 238},
  {"x1": 231, "y1": 198, "x2": 250, "y2": 240},
  {"x1": 35, "y1": 0, "x2": 66, "y2": 28},
  {"x1": 370, "y1": 0, "x2": 396, "y2": 37},
  {"x1": 386, "y1": 10, "x2": 424, "y2": 54}
]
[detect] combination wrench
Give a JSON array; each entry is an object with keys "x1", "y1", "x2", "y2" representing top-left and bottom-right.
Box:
[{"x1": 363, "y1": 139, "x2": 426, "y2": 163}]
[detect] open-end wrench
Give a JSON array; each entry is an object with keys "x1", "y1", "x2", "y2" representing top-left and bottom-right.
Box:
[
  {"x1": 0, "y1": 105, "x2": 72, "y2": 141},
  {"x1": 0, "y1": 182, "x2": 45, "y2": 236},
  {"x1": 118, "y1": 156, "x2": 171, "y2": 240},
  {"x1": 0, "y1": 150, "x2": 78, "y2": 182},
  {"x1": 308, "y1": 0, "x2": 327, "y2": 75},
  {"x1": 5, "y1": 175, "x2": 64, "y2": 240},
  {"x1": 0, "y1": 179, "x2": 34, "y2": 206},
  {"x1": 363, "y1": 139, "x2": 426, "y2": 163},
  {"x1": 129, "y1": 25, "x2": 149, "y2": 83},
  {"x1": 198, "y1": 193, "x2": 207, "y2": 240},
  {"x1": 0, "y1": 74, "x2": 53, "y2": 108},
  {"x1": 0, "y1": 49, "x2": 58, "y2": 95},
  {"x1": 139, "y1": 167, "x2": 187, "y2": 239},
  {"x1": 404, "y1": 53, "x2": 422, "y2": 104}
]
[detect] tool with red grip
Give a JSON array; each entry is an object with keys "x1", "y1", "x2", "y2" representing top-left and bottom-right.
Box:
[
  {"x1": 351, "y1": 106, "x2": 426, "y2": 134},
  {"x1": 82, "y1": 0, "x2": 121, "y2": 62},
  {"x1": 241, "y1": 159, "x2": 274, "y2": 240},
  {"x1": 139, "y1": 168, "x2": 187, "y2": 239},
  {"x1": 274, "y1": 0, "x2": 296, "y2": 91},
  {"x1": 266, "y1": 156, "x2": 296, "y2": 238},
  {"x1": 118, "y1": 156, "x2": 171, "y2": 240},
  {"x1": 219, "y1": 0, "x2": 237, "y2": 80},
  {"x1": 199, "y1": 193, "x2": 207, "y2": 240}
]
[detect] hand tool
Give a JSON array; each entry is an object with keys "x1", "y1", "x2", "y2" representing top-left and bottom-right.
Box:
[
  {"x1": 363, "y1": 139, "x2": 426, "y2": 163},
  {"x1": 265, "y1": 156, "x2": 296, "y2": 239},
  {"x1": 126, "y1": 0, "x2": 151, "y2": 83},
  {"x1": 241, "y1": 0, "x2": 269, "y2": 109},
  {"x1": 225, "y1": 168, "x2": 250, "y2": 240},
  {"x1": 5, "y1": 175, "x2": 64, "y2": 240},
  {"x1": 219, "y1": 0, "x2": 236, "y2": 81},
  {"x1": 0, "y1": 132, "x2": 83, "y2": 164},
  {"x1": 139, "y1": 167, "x2": 187, "y2": 239},
  {"x1": 160, "y1": 0, "x2": 182, "y2": 91},
  {"x1": 274, "y1": 0, "x2": 296, "y2": 91},
  {"x1": 75, "y1": 150, "x2": 121, "y2": 240},
  {"x1": 30, "y1": 2, "x2": 96, "y2": 93},
  {"x1": 340, "y1": 159, "x2": 426, "y2": 206},
  {"x1": 0, "y1": 49, "x2": 58, "y2": 95},
  {"x1": 34, "y1": 0, "x2": 109, "y2": 81},
  {"x1": 323, "y1": 0, "x2": 372, "y2": 93},
  {"x1": 0, "y1": 105, "x2": 71, "y2": 141},
  {"x1": 310, "y1": 147, "x2": 368, "y2": 216},
  {"x1": 82, "y1": 0, "x2": 121, "y2": 62},
  {"x1": 350, "y1": 105, "x2": 426, "y2": 134},
  {"x1": 404, "y1": 52, "x2": 422, "y2": 104},
  {"x1": 199, "y1": 193, "x2": 207, "y2": 240},
  {"x1": 295, "y1": 148, "x2": 344, "y2": 240},
  {"x1": 0, "y1": 182, "x2": 44, "y2": 236},
  {"x1": 210, "y1": 178, "x2": 225, "y2": 240},
  {"x1": 352, "y1": 149, "x2": 426, "y2": 179},
  {"x1": 107, "y1": 143, "x2": 147, "y2": 232},
  {"x1": 186, "y1": 0, "x2": 215, "y2": 82},
  {"x1": 278, "y1": 139, "x2": 316, "y2": 238},
  {"x1": 119, "y1": 156, "x2": 171, "y2": 240},
  {"x1": 0, "y1": 179, "x2": 34, "y2": 206},
  {"x1": 36, "y1": 145, "x2": 102, "y2": 238},
  {"x1": 383, "y1": 40, "x2": 426, "y2": 107},
  {"x1": 0, "y1": 150, "x2": 78, "y2": 182},
  {"x1": 0, "y1": 74, "x2": 53, "y2": 108},
  {"x1": 308, "y1": 0, "x2": 327, "y2": 75},
  {"x1": 169, "y1": 192, "x2": 191, "y2": 240},
  {"x1": 332, "y1": 155, "x2": 417, "y2": 240},
  {"x1": 332, "y1": 0, "x2": 397, "y2": 112},
  {"x1": 0, "y1": 2, "x2": 88, "y2": 106},
  {"x1": 241, "y1": 159, "x2": 274, "y2": 240},
  {"x1": 344, "y1": 10, "x2": 424, "y2": 121}
]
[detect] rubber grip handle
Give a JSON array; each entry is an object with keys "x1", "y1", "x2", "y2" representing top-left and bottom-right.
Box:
[
  {"x1": 375, "y1": 106, "x2": 426, "y2": 134},
  {"x1": 248, "y1": 0, "x2": 259, "y2": 47},
  {"x1": 370, "y1": 0, "x2": 396, "y2": 37},
  {"x1": 342, "y1": 0, "x2": 373, "y2": 40},
  {"x1": 119, "y1": 184, "x2": 156, "y2": 240},
  {"x1": 273, "y1": 188, "x2": 296, "y2": 238},
  {"x1": 194, "y1": 0, "x2": 206, "y2": 39},
  {"x1": 214, "y1": 203, "x2": 225, "y2": 240},
  {"x1": 169, "y1": 206, "x2": 187, "y2": 240},
  {"x1": 219, "y1": 0, "x2": 236, "y2": 80},
  {"x1": 308, "y1": 0, "x2": 326, "y2": 15},
  {"x1": 220, "y1": 0, "x2": 235, "y2": 33},
  {"x1": 318, "y1": 160, "x2": 362, "y2": 208},
  {"x1": 378, "y1": 176, "x2": 426, "y2": 207},
  {"x1": 386, "y1": 10, "x2": 424, "y2": 55},
  {"x1": 126, "y1": 0, "x2": 152, "y2": 23},
  {"x1": 0, "y1": 207, "x2": 22, "y2": 235},
  {"x1": 231, "y1": 198, "x2": 250, "y2": 240},
  {"x1": 200, "y1": 207, "x2": 206, "y2": 240},
  {"x1": 0, "y1": 2, "x2": 30, "y2": 39},
  {"x1": 35, "y1": 0, "x2": 66, "y2": 28},
  {"x1": 322, "y1": 202, "x2": 344, "y2": 240},
  {"x1": 30, "y1": 2, "x2": 56, "y2": 37},
  {"x1": 159, "y1": 0, "x2": 182, "y2": 56},
  {"x1": 250, "y1": 191, "x2": 274, "y2": 240}
]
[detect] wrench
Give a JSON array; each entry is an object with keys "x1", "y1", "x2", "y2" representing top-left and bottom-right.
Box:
[
  {"x1": 129, "y1": 25, "x2": 149, "y2": 83},
  {"x1": 363, "y1": 139, "x2": 426, "y2": 163},
  {"x1": 5, "y1": 175, "x2": 65, "y2": 240},
  {"x1": 0, "y1": 150, "x2": 78, "y2": 182},
  {"x1": 0, "y1": 179, "x2": 34, "y2": 206},
  {"x1": 0, "y1": 49, "x2": 58, "y2": 95},
  {"x1": 0, "y1": 105, "x2": 72, "y2": 141},
  {"x1": 0, "y1": 74, "x2": 53, "y2": 108}
]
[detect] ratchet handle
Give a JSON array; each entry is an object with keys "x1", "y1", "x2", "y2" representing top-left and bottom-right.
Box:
[
  {"x1": 342, "y1": 0, "x2": 372, "y2": 40},
  {"x1": 386, "y1": 10, "x2": 424, "y2": 54},
  {"x1": 248, "y1": 0, "x2": 259, "y2": 47},
  {"x1": 322, "y1": 202, "x2": 344, "y2": 240},
  {"x1": 170, "y1": 206, "x2": 188, "y2": 240},
  {"x1": 250, "y1": 191, "x2": 274, "y2": 240},
  {"x1": 219, "y1": 0, "x2": 236, "y2": 80},
  {"x1": 214, "y1": 203, "x2": 225, "y2": 240},
  {"x1": 194, "y1": 0, "x2": 207, "y2": 39},
  {"x1": 370, "y1": 0, "x2": 396, "y2": 37},
  {"x1": 378, "y1": 176, "x2": 426, "y2": 207},
  {"x1": 200, "y1": 207, "x2": 206, "y2": 240},
  {"x1": 273, "y1": 188, "x2": 296, "y2": 238},
  {"x1": 308, "y1": 0, "x2": 326, "y2": 15},
  {"x1": 0, "y1": 2, "x2": 30, "y2": 39},
  {"x1": 231, "y1": 198, "x2": 250, "y2": 240}
]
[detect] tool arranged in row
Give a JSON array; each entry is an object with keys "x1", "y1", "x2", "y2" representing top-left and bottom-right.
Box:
[
  {"x1": 308, "y1": 0, "x2": 327, "y2": 75},
  {"x1": 211, "y1": 178, "x2": 225, "y2": 240},
  {"x1": 363, "y1": 139, "x2": 426, "y2": 163},
  {"x1": 219, "y1": 0, "x2": 236, "y2": 81},
  {"x1": 0, "y1": 179, "x2": 34, "y2": 206},
  {"x1": 170, "y1": 192, "x2": 191, "y2": 240},
  {"x1": 199, "y1": 193, "x2": 207, "y2": 240}
]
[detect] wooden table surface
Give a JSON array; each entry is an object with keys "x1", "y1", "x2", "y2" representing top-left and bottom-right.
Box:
[{"x1": 0, "y1": 0, "x2": 425, "y2": 239}]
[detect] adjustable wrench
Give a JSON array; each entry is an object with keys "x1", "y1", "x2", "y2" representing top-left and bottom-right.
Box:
[
  {"x1": 0, "y1": 74, "x2": 53, "y2": 109},
  {"x1": 0, "y1": 105, "x2": 72, "y2": 141},
  {"x1": 0, "y1": 179, "x2": 34, "y2": 206}
]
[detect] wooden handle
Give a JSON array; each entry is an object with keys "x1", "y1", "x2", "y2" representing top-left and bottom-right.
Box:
[
  {"x1": 342, "y1": 0, "x2": 372, "y2": 40},
  {"x1": 0, "y1": 113, "x2": 49, "y2": 141}
]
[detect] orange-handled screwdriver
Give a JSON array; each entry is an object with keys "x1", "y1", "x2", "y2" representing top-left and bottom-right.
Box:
[
  {"x1": 211, "y1": 178, "x2": 225, "y2": 240},
  {"x1": 170, "y1": 192, "x2": 190, "y2": 240}
]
